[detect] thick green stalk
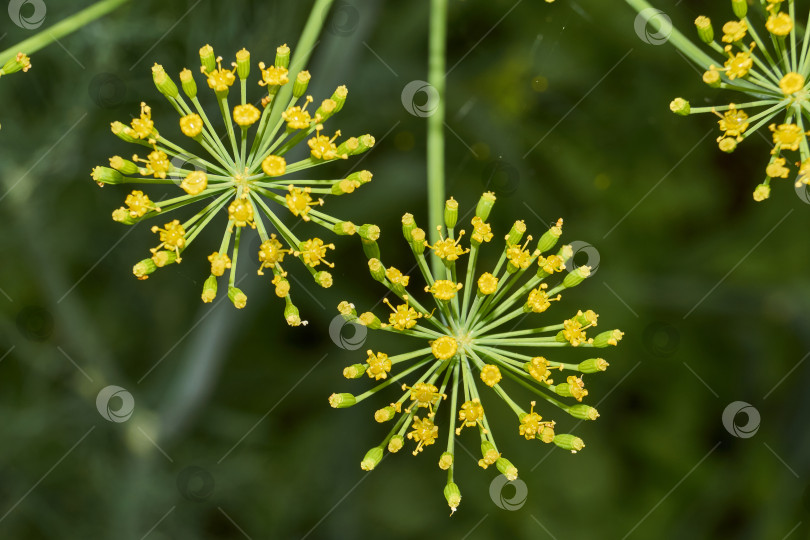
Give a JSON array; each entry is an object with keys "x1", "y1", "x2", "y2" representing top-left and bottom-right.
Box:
[
  {"x1": 427, "y1": 0, "x2": 448, "y2": 276},
  {"x1": 0, "y1": 0, "x2": 130, "y2": 63}
]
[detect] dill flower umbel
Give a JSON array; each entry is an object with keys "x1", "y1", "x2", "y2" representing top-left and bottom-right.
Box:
[
  {"x1": 329, "y1": 193, "x2": 622, "y2": 513},
  {"x1": 633, "y1": 0, "x2": 810, "y2": 200},
  {"x1": 91, "y1": 44, "x2": 376, "y2": 324}
]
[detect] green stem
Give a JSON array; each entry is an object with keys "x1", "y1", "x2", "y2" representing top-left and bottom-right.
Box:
[
  {"x1": 623, "y1": 0, "x2": 717, "y2": 70},
  {"x1": 246, "y1": 0, "x2": 335, "y2": 172},
  {"x1": 427, "y1": 0, "x2": 447, "y2": 277},
  {"x1": 0, "y1": 0, "x2": 130, "y2": 63}
]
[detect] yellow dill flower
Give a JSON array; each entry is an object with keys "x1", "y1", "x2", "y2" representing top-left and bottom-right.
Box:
[
  {"x1": 722, "y1": 19, "x2": 747, "y2": 43},
  {"x1": 408, "y1": 416, "x2": 439, "y2": 455},
  {"x1": 92, "y1": 44, "x2": 375, "y2": 322},
  {"x1": 385, "y1": 297, "x2": 422, "y2": 331},
  {"x1": 723, "y1": 46, "x2": 754, "y2": 80},
  {"x1": 426, "y1": 279, "x2": 463, "y2": 301},
  {"x1": 328, "y1": 193, "x2": 621, "y2": 509},
  {"x1": 366, "y1": 350, "x2": 392, "y2": 380},
  {"x1": 640, "y1": 0, "x2": 810, "y2": 200}
]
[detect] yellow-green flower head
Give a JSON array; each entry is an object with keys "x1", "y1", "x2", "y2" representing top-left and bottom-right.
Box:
[
  {"x1": 657, "y1": 2, "x2": 810, "y2": 200},
  {"x1": 92, "y1": 44, "x2": 376, "y2": 323},
  {"x1": 328, "y1": 193, "x2": 621, "y2": 511}
]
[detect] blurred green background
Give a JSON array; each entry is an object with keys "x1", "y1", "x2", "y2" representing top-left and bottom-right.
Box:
[{"x1": 1, "y1": 0, "x2": 809, "y2": 538}]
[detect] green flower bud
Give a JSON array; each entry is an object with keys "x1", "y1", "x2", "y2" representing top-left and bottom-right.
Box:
[
  {"x1": 348, "y1": 134, "x2": 375, "y2": 156},
  {"x1": 362, "y1": 238, "x2": 380, "y2": 260},
  {"x1": 388, "y1": 434, "x2": 404, "y2": 453},
  {"x1": 1, "y1": 52, "x2": 30, "y2": 75},
  {"x1": 554, "y1": 382, "x2": 573, "y2": 398},
  {"x1": 228, "y1": 286, "x2": 247, "y2": 309},
  {"x1": 553, "y1": 433, "x2": 585, "y2": 453},
  {"x1": 133, "y1": 258, "x2": 157, "y2": 280},
  {"x1": 669, "y1": 98, "x2": 691, "y2": 116},
  {"x1": 357, "y1": 311, "x2": 382, "y2": 330},
  {"x1": 275, "y1": 44, "x2": 290, "y2": 69},
  {"x1": 409, "y1": 228, "x2": 427, "y2": 255},
  {"x1": 152, "y1": 251, "x2": 179, "y2": 268},
  {"x1": 695, "y1": 16, "x2": 714, "y2": 44},
  {"x1": 314, "y1": 98, "x2": 338, "y2": 122},
  {"x1": 475, "y1": 191, "x2": 497, "y2": 220},
  {"x1": 505, "y1": 220, "x2": 526, "y2": 246},
  {"x1": 151, "y1": 63, "x2": 178, "y2": 98},
  {"x1": 536, "y1": 219, "x2": 563, "y2": 253},
  {"x1": 201, "y1": 275, "x2": 217, "y2": 303},
  {"x1": 593, "y1": 329, "x2": 624, "y2": 348},
  {"x1": 284, "y1": 299, "x2": 306, "y2": 327},
  {"x1": 342, "y1": 363, "x2": 365, "y2": 379},
  {"x1": 235, "y1": 48, "x2": 250, "y2": 80},
  {"x1": 199, "y1": 44, "x2": 216, "y2": 73},
  {"x1": 368, "y1": 258, "x2": 386, "y2": 282},
  {"x1": 360, "y1": 446, "x2": 383, "y2": 471},
  {"x1": 444, "y1": 197, "x2": 458, "y2": 229},
  {"x1": 337, "y1": 301, "x2": 357, "y2": 320},
  {"x1": 333, "y1": 221, "x2": 357, "y2": 235},
  {"x1": 329, "y1": 392, "x2": 356, "y2": 408},
  {"x1": 359, "y1": 224, "x2": 381, "y2": 242},
  {"x1": 562, "y1": 265, "x2": 591, "y2": 289},
  {"x1": 331, "y1": 85, "x2": 348, "y2": 114},
  {"x1": 575, "y1": 309, "x2": 598, "y2": 327},
  {"x1": 314, "y1": 270, "x2": 333, "y2": 288},
  {"x1": 578, "y1": 358, "x2": 609, "y2": 373},
  {"x1": 374, "y1": 405, "x2": 396, "y2": 422},
  {"x1": 293, "y1": 70, "x2": 311, "y2": 98},
  {"x1": 402, "y1": 213, "x2": 417, "y2": 238},
  {"x1": 753, "y1": 183, "x2": 771, "y2": 202},
  {"x1": 495, "y1": 457, "x2": 518, "y2": 481},
  {"x1": 109, "y1": 156, "x2": 139, "y2": 175},
  {"x1": 568, "y1": 404, "x2": 599, "y2": 421},
  {"x1": 444, "y1": 482, "x2": 461, "y2": 513},
  {"x1": 91, "y1": 166, "x2": 123, "y2": 185},
  {"x1": 110, "y1": 121, "x2": 137, "y2": 143},
  {"x1": 557, "y1": 244, "x2": 574, "y2": 266},
  {"x1": 439, "y1": 451, "x2": 454, "y2": 470},
  {"x1": 480, "y1": 440, "x2": 500, "y2": 467},
  {"x1": 718, "y1": 137, "x2": 737, "y2": 153},
  {"x1": 180, "y1": 68, "x2": 197, "y2": 99}
]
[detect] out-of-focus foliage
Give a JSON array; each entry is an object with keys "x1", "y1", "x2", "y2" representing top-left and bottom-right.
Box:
[{"x1": 0, "y1": 0, "x2": 808, "y2": 538}]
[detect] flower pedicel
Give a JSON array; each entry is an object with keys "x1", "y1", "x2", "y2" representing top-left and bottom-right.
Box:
[
  {"x1": 91, "y1": 44, "x2": 375, "y2": 324},
  {"x1": 329, "y1": 192, "x2": 622, "y2": 513}
]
